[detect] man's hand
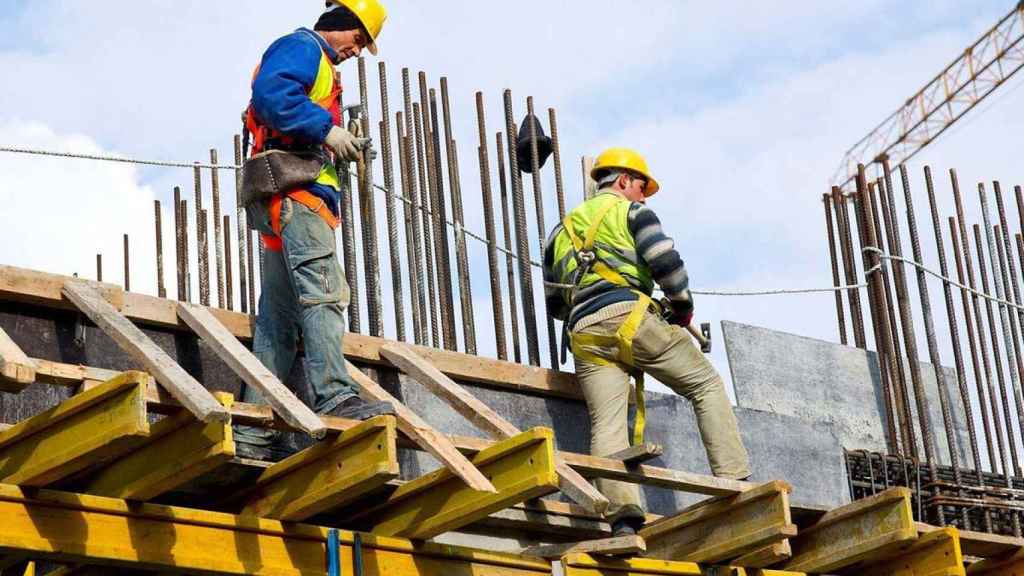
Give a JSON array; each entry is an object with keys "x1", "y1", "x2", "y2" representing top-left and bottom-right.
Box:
[
  {"x1": 659, "y1": 297, "x2": 692, "y2": 328},
  {"x1": 326, "y1": 126, "x2": 371, "y2": 162}
]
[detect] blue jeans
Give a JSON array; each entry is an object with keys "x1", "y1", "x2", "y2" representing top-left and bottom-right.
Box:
[{"x1": 234, "y1": 196, "x2": 357, "y2": 447}]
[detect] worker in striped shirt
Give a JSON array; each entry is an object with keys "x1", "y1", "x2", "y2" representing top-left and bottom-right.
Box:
[{"x1": 544, "y1": 147, "x2": 750, "y2": 536}]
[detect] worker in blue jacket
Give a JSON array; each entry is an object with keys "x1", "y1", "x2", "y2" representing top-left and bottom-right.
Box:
[{"x1": 235, "y1": 0, "x2": 391, "y2": 461}]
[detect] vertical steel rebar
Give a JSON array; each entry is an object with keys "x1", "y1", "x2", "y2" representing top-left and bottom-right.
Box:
[
  {"x1": 497, "y1": 133, "x2": 523, "y2": 364},
  {"x1": 194, "y1": 164, "x2": 210, "y2": 306},
  {"x1": 824, "y1": 194, "x2": 848, "y2": 345},
  {"x1": 898, "y1": 164, "x2": 964, "y2": 528},
  {"x1": 378, "y1": 62, "x2": 406, "y2": 341},
  {"x1": 256, "y1": 235, "x2": 264, "y2": 305},
  {"x1": 429, "y1": 87, "x2": 457, "y2": 349},
  {"x1": 155, "y1": 200, "x2": 165, "y2": 299},
  {"x1": 224, "y1": 215, "x2": 233, "y2": 312},
  {"x1": 505, "y1": 89, "x2": 541, "y2": 365},
  {"x1": 527, "y1": 97, "x2": 559, "y2": 368},
  {"x1": 832, "y1": 187, "x2": 868, "y2": 348},
  {"x1": 413, "y1": 100, "x2": 439, "y2": 347},
  {"x1": 398, "y1": 121, "x2": 424, "y2": 345},
  {"x1": 181, "y1": 199, "x2": 191, "y2": 302},
  {"x1": 357, "y1": 57, "x2": 383, "y2": 337},
  {"x1": 402, "y1": 69, "x2": 428, "y2": 345},
  {"x1": 993, "y1": 182, "x2": 1024, "y2": 455},
  {"x1": 96, "y1": 254, "x2": 102, "y2": 282},
  {"x1": 174, "y1": 186, "x2": 184, "y2": 301},
  {"x1": 234, "y1": 135, "x2": 249, "y2": 314},
  {"x1": 476, "y1": 92, "x2": 507, "y2": 360},
  {"x1": 123, "y1": 234, "x2": 130, "y2": 292},
  {"x1": 440, "y1": 79, "x2": 476, "y2": 353},
  {"x1": 210, "y1": 149, "x2": 225, "y2": 309},
  {"x1": 247, "y1": 226, "x2": 257, "y2": 314},
  {"x1": 548, "y1": 108, "x2": 567, "y2": 220}
]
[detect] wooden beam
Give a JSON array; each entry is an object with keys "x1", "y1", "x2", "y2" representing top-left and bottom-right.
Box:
[
  {"x1": 783, "y1": 488, "x2": 917, "y2": 574},
  {"x1": 0, "y1": 372, "x2": 150, "y2": 486},
  {"x1": 640, "y1": 480, "x2": 796, "y2": 564},
  {"x1": 355, "y1": 427, "x2": 560, "y2": 539},
  {"x1": 920, "y1": 522, "x2": 1024, "y2": 558},
  {"x1": 240, "y1": 415, "x2": 399, "y2": 521},
  {"x1": 60, "y1": 280, "x2": 228, "y2": 423},
  {"x1": 379, "y1": 343, "x2": 609, "y2": 513},
  {"x1": 0, "y1": 326, "x2": 35, "y2": 393},
  {"x1": 0, "y1": 264, "x2": 577, "y2": 399},
  {"x1": 522, "y1": 535, "x2": 646, "y2": 559},
  {"x1": 607, "y1": 444, "x2": 663, "y2": 466},
  {"x1": 345, "y1": 360, "x2": 496, "y2": 493},
  {"x1": 862, "y1": 527, "x2": 965, "y2": 576},
  {"x1": 734, "y1": 540, "x2": 792, "y2": 568},
  {"x1": 81, "y1": 392, "x2": 236, "y2": 501},
  {"x1": 0, "y1": 482, "x2": 552, "y2": 576},
  {"x1": 176, "y1": 302, "x2": 326, "y2": 438},
  {"x1": 559, "y1": 451, "x2": 753, "y2": 497},
  {"x1": 969, "y1": 547, "x2": 1024, "y2": 575},
  {"x1": 560, "y1": 553, "x2": 808, "y2": 576}
]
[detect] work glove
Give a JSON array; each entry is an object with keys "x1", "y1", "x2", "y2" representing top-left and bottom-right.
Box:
[{"x1": 325, "y1": 125, "x2": 371, "y2": 163}]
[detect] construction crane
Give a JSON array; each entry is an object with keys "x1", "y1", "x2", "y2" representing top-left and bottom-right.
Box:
[{"x1": 833, "y1": 1, "x2": 1024, "y2": 190}]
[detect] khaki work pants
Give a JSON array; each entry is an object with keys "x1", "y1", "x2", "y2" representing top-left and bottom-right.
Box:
[{"x1": 573, "y1": 309, "x2": 751, "y2": 521}]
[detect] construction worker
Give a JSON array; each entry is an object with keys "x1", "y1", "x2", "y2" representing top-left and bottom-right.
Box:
[
  {"x1": 234, "y1": 0, "x2": 392, "y2": 460},
  {"x1": 544, "y1": 148, "x2": 750, "y2": 535}
]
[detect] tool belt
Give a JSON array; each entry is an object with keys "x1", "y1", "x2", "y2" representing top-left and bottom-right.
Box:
[
  {"x1": 560, "y1": 197, "x2": 657, "y2": 446},
  {"x1": 260, "y1": 189, "x2": 339, "y2": 253},
  {"x1": 240, "y1": 149, "x2": 324, "y2": 209}
]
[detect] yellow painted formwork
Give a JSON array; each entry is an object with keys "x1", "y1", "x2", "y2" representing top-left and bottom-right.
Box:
[{"x1": 561, "y1": 552, "x2": 808, "y2": 576}]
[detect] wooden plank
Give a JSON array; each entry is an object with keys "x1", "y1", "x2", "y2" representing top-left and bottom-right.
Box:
[
  {"x1": 0, "y1": 372, "x2": 150, "y2": 486},
  {"x1": 0, "y1": 326, "x2": 35, "y2": 393},
  {"x1": 177, "y1": 302, "x2": 326, "y2": 438},
  {"x1": 607, "y1": 444, "x2": 663, "y2": 465},
  {"x1": 240, "y1": 415, "x2": 399, "y2": 521},
  {"x1": 345, "y1": 360, "x2": 496, "y2": 493},
  {"x1": 640, "y1": 480, "x2": 796, "y2": 563},
  {"x1": 969, "y1": 547, "x2": 1024, "y2": 575},
  {"x1": 522, "y1": 535, "x2": 646, "y2": 559},
  {"x1": 734, "y1": 540, "x2": 792, "y2": 568},
  {"x1": 379, "y1": 343, "x2": 609, "y2": 513},
  {"x1": 81, "y1": 392, "x2": 236, "y2": 501},
  {"x1": 61, "y1": 280, "x2": 228, "y2": 423},
  {"x1": 863, "y1": 527, "x2": 965, "y2": 576},
  {"x1": 0, "y1": 482, "x2": 552, "y2": 576},
  {"x1": 354, "y1": 427, "x2": 560, "y2": 539},
  {"x1": 561, "y1": 553, "x2": 807, "y2": 576},
  {"x1": 559, "y1": 451, "x2": 752, "y2": 497},
  {"x1": 920, "y1": 522, "x2": 1024, "y2": 558},
  {"x1": 783, "y1": 487, "x2": 917, "y2": 574}
]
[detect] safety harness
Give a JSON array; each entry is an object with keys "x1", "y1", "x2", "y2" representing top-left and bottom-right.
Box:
[{"x1": 561, "y1": 194, "x2": 658, "y2": 446}]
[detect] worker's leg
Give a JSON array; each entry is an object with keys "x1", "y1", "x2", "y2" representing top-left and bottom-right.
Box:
[
  {"x1": 574, "y1": 317, "x2": 645, "y2": 523},
  {"x1": 277, "y1": 198, "x2": 359, "y2": 413},
  {"x1": 632, "y1": 312, "x2": 751, "y2": 479}
]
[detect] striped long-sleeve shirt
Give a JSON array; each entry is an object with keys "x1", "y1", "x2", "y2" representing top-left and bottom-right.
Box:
[{"x1": 544, "y1": 192, "x2": 693, "y2": 328}]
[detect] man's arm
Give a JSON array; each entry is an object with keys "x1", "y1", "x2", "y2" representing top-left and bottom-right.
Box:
[
  {"x1": 628, "y1": 203, "x2": 694, "y2": 324},
  {"x1": 251, "y1": 33, "x2": 334, "y2": 145}
]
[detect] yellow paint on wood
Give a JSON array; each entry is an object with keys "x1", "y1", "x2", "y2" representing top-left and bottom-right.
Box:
[
  {"x1": 359, "y1": 427, "x2": 560, "y2": 539},
  {"x1": 863, "y1": 527, "x2": 965, "y2": 576},
  {"x1": 640, "y1": 480, "x2": 796, "y2": 563},
  {"x1": 83, "y1": 392, "x2": 236, "y2": 500},
  {"x1": 0, "y1": 372, "x2": 149, "y2": 486},
  {"x1": 0, "y1": 482, "x2": 551, "y2": 576},
  {"x1": 561, "y1": 553, "x2": 810, "y2": 576},
  {"x1": 241, "y1": 415, "x2": 399, "y2": 520}
]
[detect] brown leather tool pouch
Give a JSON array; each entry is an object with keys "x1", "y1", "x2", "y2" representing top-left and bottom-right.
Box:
[{"x1": 240, "y1": 150, "x2": 323, "y2": 207}]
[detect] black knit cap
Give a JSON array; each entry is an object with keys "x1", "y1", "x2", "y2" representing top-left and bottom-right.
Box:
[{"x1": 314, "y1": 5, "x2": 364, "y2": 33}]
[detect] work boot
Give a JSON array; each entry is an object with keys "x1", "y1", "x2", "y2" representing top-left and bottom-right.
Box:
[
  {"x1": 326, "y1": 395, "x2": 395, "y2": 420},
  {"x1": 610, "y1": 516, "x2": 645, "y2": 537}
]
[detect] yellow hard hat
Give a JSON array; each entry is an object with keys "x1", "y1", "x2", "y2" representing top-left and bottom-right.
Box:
[
  {"x1": 329, "y1": 0, "x2": 387, "y2": 55},
  {"x1": 591, "y1": 147, "x2": 660, "y2": 197}
]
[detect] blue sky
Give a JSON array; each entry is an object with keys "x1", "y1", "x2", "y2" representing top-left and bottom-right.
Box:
[{"x1": 2, "y1": 1, "x2": 1024, "y2": 396}]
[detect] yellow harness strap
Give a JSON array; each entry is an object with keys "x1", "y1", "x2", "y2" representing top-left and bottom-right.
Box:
[{"x1": 562, "y1": 196, "x2": 652, "y2": 445}]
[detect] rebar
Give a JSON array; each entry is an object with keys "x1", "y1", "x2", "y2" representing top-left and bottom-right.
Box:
[
  {"x1": 224, "y1": 215, "x2": 233, "y2": 312},
  {"x1": 992, "y1": 182, "x2": 1024, "y2": 455},
  {"x1": 527, "y1": 96, "x2": 559, "y2": 368},
  {"x1": 339, "y1": 89, "x2": 361, "y2": 333},
  {"x1": 504, "y1": 89, "x2": 541, "y2": 365},
  {"x1": 247, "y1": 224, "x2": 257, "y2": 314},
  {"x1": 898, "y1": 164, "x2": 964, "y2": 528},
  {"x1": 378, "y1": 62, "x2": 406, "y2": 341},
  {"x1": 497, "y1": 132, "x2": 523, "y2": 364},
  {"x1": 548, "y1": 108, "x2": 567, "y2": 220},
  {"x1": 951, "y1": 169, "x2": 1005, "y2": 475},
  {"x1": 413, "y1": 100, "x2": 439, "y2": 347},
  {"x1": 174, "y1": 186, "x2": 184, "y2": 301},
  {"x1": 234, "y1": 135, "x2": 249, "y2": 314},
  {"x1": 96, "y1": 254, "x2": 102, "y2": 282},
  {"x1": 154, "y1": 200, "x2": 165, "y2": 299},
  {"x1": 210, "y1": 149, "x2": 225, "y2": 309},
  {"x1": 181, "y1": 199, "x2": 191, "y2": 302},
  {"x1": 123, "y1": 234, "x2": 130, "y2": 292},
  {"x1": 924, "y1": 167, "x2": 989, "y2": 531},
  {"x1": 476, "y1": 92, "x2": 507, "y2": 360},
  {"x1": 357, "y1": 57, "x2": 383, "y2": 337},
  {"x1": 440, "y1": 79, "x2": 476, "y2": 353},
  {"x1": 429, "y1": 86, "x2": 457, "y2": 349},
  {"x1": 824, "y1": 194, "x2": 848, "y2": 345},
  {"x1": 402, "y1": 69, "x2": 428, "y2": 345},
  {"x1": 398, "y1": 121, "x2": 424, "y2": 345},
  {"x1": 194, "y1": 163, "x2": 210, "y2": 306},
  {"x1": 832, "y1": 187, "x2": 867, "y2": 348}
]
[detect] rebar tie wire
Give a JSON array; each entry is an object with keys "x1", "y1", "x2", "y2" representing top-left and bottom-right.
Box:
[{"x1": 8, "y1": 145, "x2": 1023, "y2": 304}]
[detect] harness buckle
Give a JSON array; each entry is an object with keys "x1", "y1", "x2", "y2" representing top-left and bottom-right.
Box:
[{"x1": 576, "y1": 250, "x2": 597, "y2": 267}]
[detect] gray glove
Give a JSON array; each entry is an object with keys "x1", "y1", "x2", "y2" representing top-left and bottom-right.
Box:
[{"x1": 325, "y1": 125, "x2": 371, "y2": 162}]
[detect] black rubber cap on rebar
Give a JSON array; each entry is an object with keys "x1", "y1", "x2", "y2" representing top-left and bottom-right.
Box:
[{"x1": 516, "y1": 113, "x2": 553, "y2": 173}]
